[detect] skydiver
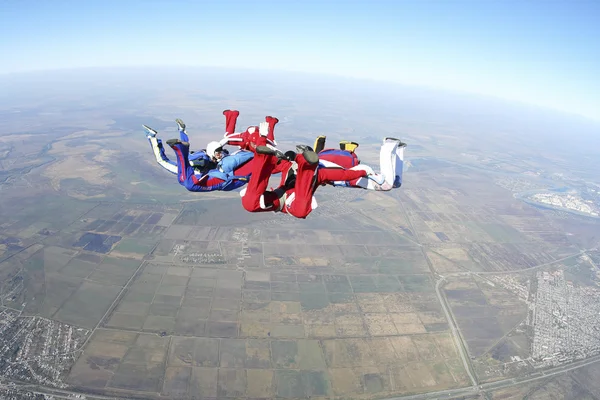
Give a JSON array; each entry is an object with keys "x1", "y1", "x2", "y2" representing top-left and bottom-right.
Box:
[
  {"x1": 142, "y1": 118, "x2": 256, "y2": 192},
  {"x1": 239, "y1": 122, "x2": 387, "y2": 219},
  {"x1": 143, "y1": 119, "x2": 216, "y2": 176},
  {"x1": 314, "y1": 135, "x2": 407, "y2": 191},
  {"x1": 163, "y1": 115, "x2": 290, "y2": 192}
]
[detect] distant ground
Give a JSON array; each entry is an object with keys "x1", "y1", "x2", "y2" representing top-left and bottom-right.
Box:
[{"x1": 1, "y1": 67, "x2": 600, "y2": 400}]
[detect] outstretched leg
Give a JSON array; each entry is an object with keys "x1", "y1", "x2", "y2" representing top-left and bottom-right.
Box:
[
  {"x1": 284, "y1": 151, "x2": 321, "y2": 219},
  {"x1": 345, "y1": 164, "x2": 392, "y2": 190},
  {"x1": 224, "y1": 109, "x2": 240, "y2": 134},
  {"x1": 167, "y1": 139, "x2": 195, "y2": 186},
  {"x1": 380, "y1": 137, "x2": 406, "y2": 188},
  {"x1": 218, "y1": 110, "x2": 245, "y2": 148},
  {"x1": 393, "y1": 140, "x2": 406, "y2": 188},
  {"x1": 316, "y1": 146, "x2": 389, "y2": 190},
  {"x1": 317, "y1": 166, "x2": 368, "y2": 185},
  {"x1": 143, "y1": 125, "x2": 178, "y2": 174},
  {"x1": 314, "y1": 135, "x2": 326, "y2": 153},
  {"x1": 176, "y1": 119, "x2": 189, "y2": 142},
  {"x1": 240, "y1": 136, "x2": 281, "y2": 213},
  {"x1": 265, "y1": 116, "x2": 279, "y2": 145}
]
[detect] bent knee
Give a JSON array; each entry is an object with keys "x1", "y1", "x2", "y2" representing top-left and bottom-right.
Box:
[
  {"x1": 288, "y1": 206, "x2": 312, "y2": 219},
  {"x1": 241, "y1": 195, "x2": 260, "y2": 212}
]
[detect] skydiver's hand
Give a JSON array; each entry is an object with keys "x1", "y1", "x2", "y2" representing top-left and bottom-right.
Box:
[{"x1": 259, "y1": 121, "x2": 269, "y2": 137}]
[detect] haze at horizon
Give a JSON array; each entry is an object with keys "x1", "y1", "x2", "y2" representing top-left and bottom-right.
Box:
[{"x1": 1, "y1": 0, "x2": 598, "y2": 121}]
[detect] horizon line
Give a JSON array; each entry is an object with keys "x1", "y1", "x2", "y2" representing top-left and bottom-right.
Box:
[{"x1": 1, "y1": 64, "x2": 598, "y2": 124}]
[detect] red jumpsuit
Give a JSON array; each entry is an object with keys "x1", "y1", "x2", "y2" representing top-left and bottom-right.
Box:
[
  {"x1": 222, "y1": 110, "x2": 277, "y2": 150},
  {"x1": 241, "y1": 136, "x2": 368, "y2": 219}
]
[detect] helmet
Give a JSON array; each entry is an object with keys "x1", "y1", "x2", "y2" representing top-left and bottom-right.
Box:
[{"x1": 206, "y1": 141, "x2": 223, "y2": 160}]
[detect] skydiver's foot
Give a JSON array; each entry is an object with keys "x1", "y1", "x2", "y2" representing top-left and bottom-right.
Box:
[
  {"x1": 301, "y1": 148, "x2": 319, "y2": 166},
  {"x1": 385, "y1": 137, "x2": 407, "y2": 147},
  {"x1": 166, "y1": 138, "x2": 190, "y2": 147},
  {"x1": 175, "y1": 119, "x2": 186, "y2": 132},
  {"x1": 339, "y1": 140, "x2": 359, "y2": 153},
  {"x1": 142, "y1": 124, "x2": 157, "y2": 137},
  {"x1": 368, "y1": 173, "x2": 386, "y2": 185},
  {"x1": 373, "y1": 182, "x2": 393, "y2": 191},
  {"x1": 314, "y1": 135, "x2": 326, "y2": 153},
  {"x1": 296, "y1": 145, "x2": 314, "y2": 154},
  {"x1": 255, "y1": 145, "x2": 288, "y2": 160}
]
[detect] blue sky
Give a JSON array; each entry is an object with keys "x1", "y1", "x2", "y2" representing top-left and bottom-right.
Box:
[{"x1": 1, "y1": 0, "x2": 598, "y2": 120}]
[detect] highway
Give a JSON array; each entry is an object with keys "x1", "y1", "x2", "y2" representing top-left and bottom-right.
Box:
[{"x1": 435, "y1": 276, "x2": 478, "y2": 387}]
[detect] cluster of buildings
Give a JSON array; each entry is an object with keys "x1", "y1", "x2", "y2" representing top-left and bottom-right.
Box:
[
  {"x1": 530, "y1": 270, "x2": 600, "y2": 367},
  {"x1": 528, "y1": 193, "x2": 599, "y2": 216},
  {"x1": 0, "y1": 309, "x2": 88, "y2": 388},
  {"x1": 0, "y1": 383, "x2": 48, "y2": 400},
  {"x1": 479, "y1": 268, "x2": 600, "y2": 371},
  {"x1": 171, "y1": 242, "x2": 226, "y2": 264},
  {"x1": 179, "y1": 251, "x2": 226, "y2": 264}
]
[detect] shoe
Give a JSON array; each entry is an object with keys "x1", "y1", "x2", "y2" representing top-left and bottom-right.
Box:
[
  {"x1": 296, "y1": 144, "x2": 314, "y2": 153},
  {"x1": 255, "y1": 145, "x2": 288, "y2": 160},
  {"x1": 368, "y1": 173, "x2": 386, "y2": 185},
  {"x1": 142, "y1": 125, "x2": 157, "y2": 137},
  {"x1": 385, "y1": 137, "x2": 407, "y2": 147},
  {"x1": 302, "y1": 149, "x2": 319, "y2": 165},
  {"x1": 175, "y1": 119, "x2": 186, "y2": 132},
  {"x1": 166, "y1": 138, "x2": 190, "y2": 147},
  {"x1": 339, "y1": 140, "x2": 359, "y2": 153},
  {"x1": 374, "y1": 182, "x2": 393, "y2": 191},
  {"x1": 313, "y1": 136, "x2": 326, "y2": 153}
]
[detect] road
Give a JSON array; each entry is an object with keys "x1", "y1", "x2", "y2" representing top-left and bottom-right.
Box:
[
  {"x1": 6, "y1": 352, "x2": 600, "y2": 400},
  {"x1": 435, "y1": 277, "x2": 478, "y2": 387},
  {"x1": 398, "y1": 197, "x2": 479, "y2": 388}
]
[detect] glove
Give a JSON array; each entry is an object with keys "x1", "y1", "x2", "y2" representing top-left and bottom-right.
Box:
[{"x1": 259, "y1": 121, "x2": 269, "y2": 137}]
